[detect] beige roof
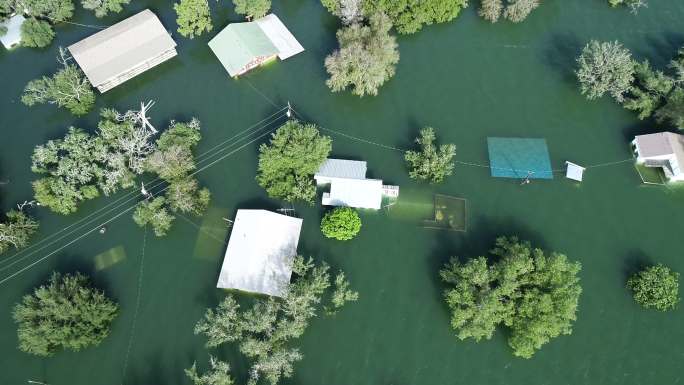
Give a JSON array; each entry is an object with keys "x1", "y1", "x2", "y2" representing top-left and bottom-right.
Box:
[
  {"x1": 635, "y1": 132, "x2": 684, "y2": 172},
  {"x1": 68, "y1": 9, "x2": 176, "y2": 86}
]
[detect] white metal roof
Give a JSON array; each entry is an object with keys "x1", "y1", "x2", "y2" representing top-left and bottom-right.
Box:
[
  {"x1": 0, "y1": 14, "x2": 25, "y2": 49},
  {"x1": 565, "y1": 161, "x2": 585, "y2": 182},
  {"x1": 256, "y1": 14, "x2": 304, "y2": 60},
  {"x1": 67, "y1": 9, "x2": 176, "y2": 87},
  {"x1": 216, "y1": 210, "x2": 302, "y2": 297},
  {"x1": 315, "y1": 158, "x2": 367, "y2": 180},
  {"x1": 323, "y1": 178, "x2": 383, "y2": 209}
]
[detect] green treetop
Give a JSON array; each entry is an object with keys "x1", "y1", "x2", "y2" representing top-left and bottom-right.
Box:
[
  {"x1": 174, "y1": 0, "x2": 213, "y2": 39},
  {"x1": 404, "y1": 127, "x2": 456, "y2": 184},
  {"x1": 363, "y1": 0, "x2": 468, "y2": 34},
  {"x1": 233, "y1": 0, "x2": 271, "y2": 20},
  {"x1": 0, "y1": 209, "x2": 39, "y2": 255},
  {"x1": 321, "y1": 207, "x2": 362, "y2": 241},
  {"x1": 576, "y1": 40, "x2": 635, "y2": 102},
  {"x1": 627, "y1": 264, "x2": 680, "y2": 311},
  {"x1": 20, "y1": 17, "x2": 55, "y2": 48},
  {"x1": 479, "y1": 0, "x2": 541, "y2": 23},
  {"x1": 81, "y1": 0, "x2": 131, "y2": 18}
]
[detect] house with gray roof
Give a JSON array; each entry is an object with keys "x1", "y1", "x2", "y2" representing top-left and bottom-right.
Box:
[
  {"x1": 633, "y1": 132, "x2": 684, "y2": 182},
  {"x1": 68, "y1": 9, "x2": 177, "y2": 93}
]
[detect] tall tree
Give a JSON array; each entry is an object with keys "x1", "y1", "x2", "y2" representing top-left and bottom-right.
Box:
[
  {"x1": 256, "y1": 120, "x2": 332, "y2": 203},
  {"x1": 233, "y1": 0, "x2": 271, "y2": 20},
  {"x1": 363, "y1": 0, "x2": 468, "y2": 34},
  {"x1": 576, "y1": 40, "x2": 634, "y2": 102},
  {"x1": 325, "y1": 12, "x2": 399, "y2": 97},
  {"x1": 13, "y1": 272, "x2": 118, "y2": 357},
  {"x1": 20, "y1": 17, "x2": 55, "y2": 47},
  {"x1": 174, "y1": 0, "x2": 213, "y2": 38},
  {"x1": 440, "y1": 237, "x2": 582, "y2": 358},
  {"x1": 81, "y1": 0, "x2": 131, "y2": 17},
  {"x1": 0, "y1": 209, "x2": 39, "y2": 255},
  {"x1": 404, "y1": 127, "x2": 456, "y2": 183}
]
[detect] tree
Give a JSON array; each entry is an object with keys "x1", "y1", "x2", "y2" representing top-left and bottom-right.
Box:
[
  {"x1": 327, "y1": 271, "x2": 359, "y2": 314},
  {"x1": 81, "y1": 0, "x2": 131, "y2": 17},
  {"x1": 174, "y1": 0, "x2": 213, "y2": 38},
  {"x1": 404, "y1": 127, "x2": 456, "y2": 183},
  {"x1": 321, "y1": 207, "x2": 362, "y2": 241},
  {"x1": 20, "y1": 0, "x2": 75, "y2": 22},
  {"x1": 133, "y1": 197, "x2": 175, "y2": 237},
  {"x1": 655, "y1": 87, "x2": 684, "y2": 130},
  {"x1": 363, "y1": 0, "x2": 468, "y2": 34},
  {"x1": 478, "y1": 0, "x2": 503, "y2": 23},
  {"x1": 503, "y1": 0, "x2": 539, "y2": 23},
  {"x1": 186, "y1": 357, "x2": 234, "y2": 385},
  {"x1": 576, "y1": 40, "x2": 635, "y2": 102},
  {"x1": 321, "y1": 0, "x2": 364, "y2": 25},
  {"x1": 440, "y1": 237, "x2": 582, "y2": 358},
  {"x1": 0, "y1": 210, "x2": 39, "y2": 254},
  {"x1": 13, "y1": 272, "x2": 118, "y2": 357},
  {"x1": 20, "y1": 17, "x2": 55, "y2": 48},
  {"x1": 22, "y1": 48, "x2": 95, "y2": 116},
  {"x1": 608, "y1": 0, "x2": 647, "y2": 14},
  {"x1": 194, "y1": 257, "x2": 357, "y2": 385},
  {"x1": 325, "y1": 12, "x2": 399, "y2": 97},
  {"x1": 233, "y1": 0, "x2": 271, "y2": 20},
  {"x1": 627, "y1": 264, "x2": 679, "y2": 311},
  {"x1": 623, "y1": 60, "x2": 673, "y2": 119},
  {"x1": 256, "y1": 120, "x2": 331, "y2": 203}
]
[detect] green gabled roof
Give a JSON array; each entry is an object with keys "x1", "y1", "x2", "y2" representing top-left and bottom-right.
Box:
[{"x1": 208, "y1": 22, "x2": 278, "y2": 77}]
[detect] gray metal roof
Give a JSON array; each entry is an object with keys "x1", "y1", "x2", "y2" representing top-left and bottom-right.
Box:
[
  {"x1": 68, "y1": 9, "x2": 176, "y2": 86},
  {"x1": 315, "y1": 158, "x2": 368, "y2": 180},
  {"x1": 0, "y1": 14, "x2": 25, "y2": 49}
]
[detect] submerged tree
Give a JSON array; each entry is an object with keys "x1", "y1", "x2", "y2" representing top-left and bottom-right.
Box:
[
  {"x1": 81, "y1": 0, "x2": 131, "y2": 17},
  {"x1": 133, "y1": 197, "x2": 175, "y2": 237},
  {"x1": 608, "y1": 0, "x2": 647, "y2": 14},
  {"x1": 404, "y1": 127, "x2": 456, "y2": 184},
  {"x1": 194, "y1": 257, "x2": 357, "y2": 385},
  {"x1": 325, "y1": 12, "x2": 399, "y2": 97},
  {"x1": 363, "y1": 0, "x2": 468, "y2": 34},
  {"x1": 479, "y1": 0, "x2": 539, "y2": 23},
  {"x1": 321, "y1": 0, "x2": 364, "y2": 25},
  {"x1": 186, "y1": 356, "x2": 234, "y2": 385},
  {"x1": 0, "y1": 209, "x2": 39, "y2": 255},
  {"x1": 22, "y1": 48, "x2": 95, "y2": 116},
  {"x1": 627, "y1": 264, "x2": 680, "y2": 311},
  {"x1": 233, "y1": 0, "x2": 271, "y2": 20},
  {"x1": 256, "y1": 120, "x2": 332, "y2": 203},
  {"x1": 174, "y1": 0, "x2": 213, "y2": 38},
  {"x1": 576, "y1": 40, "x2": 634, "y2": 102},
  {"x1": 20, "y1": 17, "x2": 55, "y2": 48},
  {"x1": 440, "y1": 237, "x2": 582, "y2": 358},
  {"x1": 320, "y1": 207, "x2": 362, "y2": 241},
  {"x1": 13, "y1": 272, "x2": 118, "y2": 357}
]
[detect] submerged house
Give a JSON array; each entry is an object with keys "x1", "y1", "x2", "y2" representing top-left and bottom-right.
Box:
[
  {"x1": 208, "y1": 14, "x2": 304, "y2": 77},
  {"x1": 68, "y1": 9, "x2": 177, "y2": 93},
  {"x1": 314, "y1": 159, "x2": 399, "y2": 210},
  {"x1": 0, "y1": 14, "x2": 25, "y2": 49},
  {"x1": 216, "y1": 209, "x2": 302, "y2": 297},
  {"x1": 633, "y1": 132, "x2": 684, "y2": 182}
]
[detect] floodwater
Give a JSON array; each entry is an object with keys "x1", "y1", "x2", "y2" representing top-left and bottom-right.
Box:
[{"x1": 1, "y1": 1, "x2": 684, "y2": 384}]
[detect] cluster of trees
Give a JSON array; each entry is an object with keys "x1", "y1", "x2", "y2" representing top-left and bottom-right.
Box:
[
  {"x1": 13, "y1": 272, "x2": 118, "y2": 356},
  {"x1": 81, "y1": 0, "x2": 131, "y2": 18},
  {"x1": 478, "y1": 0, "x2": 540, "y2": 23},
  {"x1": 174, "y1": 0, "x2": 272, "y2": 39},
  {"x1": 0, "y1": 208, "x2": 38, "y2": 255},
  {"x1": 191, "y1": 256, "x2": 358, "y2": 385},
  {"x1": 321, "y1": 207, "x2": 362, "y2": 240},
  {"x1": 256, "y1": 120, "x2": 332, "y2": 203},
  {"x1": 576, "y1": 40, "x2": 684, "y2": 130},
  {"x1": 608, "y1": 0, "x2": 647, "y2": 13},
  {"x1": 362, "y1": 0, "x2": 468, "y2": 35},
  {"x1": 22, "y1": 48, "x2": 96, "y2": 116},
  {"x1": 404, "y1": 127, "x2": 456, "y2": 184},
  {"x1": 627, "y1": 264, "x2": 679, "y2": 311},
  {"x1": 440, "y1": 237, "x2": 582, "y2": 358},
  {"x1": 133, "y1": 119, "x2": 211, "y2": 236}
]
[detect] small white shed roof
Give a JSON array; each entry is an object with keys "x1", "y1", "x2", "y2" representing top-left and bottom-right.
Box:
[
  {"x1": 323, "y1": 178, "x2": 383, "y2": 209},
  {"x1": 0, "y1": 14, "x2": 25, "y2": 49},
  {"x1": 565, "y1": 161, "x2": 585, "y2": 182},
  {"x1": 256, "y1": 14, "x2": 304, "y2": 60},
  {"x1": 216, "y1": 210, "x2": 302, "y2": 297},
  {"x1": 315, "y1": 159, "x2": 367, "y2": 180}
]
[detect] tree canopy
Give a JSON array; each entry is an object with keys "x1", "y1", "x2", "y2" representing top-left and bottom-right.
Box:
[
  {"x1": 404, "y1": 127, "x2": 456, "y2": 184},
  {"x1": 479, "y1": 0, "x2": 540, "y2": 23},
  {"x1": 363, "y1": 0, "x2": 468, "y2": 34},
  {"x1": 576, "y1": 40, "x2": 634, "y2": 102},
  {"x1": 174, "y1": 0, "x2": 213, "y2": 38},
  {"x1": 256, "y1": 120, "x2": 332, "y2": 203},
  {"x1": 0, "y1": 209, "x2": 39, "y2": 255},
  {"x1": 321, "y1": 207, "x2": 362, "y2": 241},
  {"x1": 325, "y1": 12, "x2": 399, "y2": 97},
  {"x1": 20, "y1": 17, "x2": 55, "y2": 48},
  {"x1": 627, "y1": 264, "x2": 680, "y2": 311},
  {"x1": 194, "y1": 257, "x2": 358, "y2": 385},
  {"x1": 13, "y1": 272, "x2": 118, "y2": 356},
  {"x1": 440, "y1": 236, "x2": 582, "y2": 358},
  {"x1": 321, "y1": 0, "x2": 364, "y2": 25},
  {"x1": 233, "y1": 0, "x2": 271, "y2": 20},
  {"x1": 81, "y1": 0, "x2": 131, "y2": 17}
]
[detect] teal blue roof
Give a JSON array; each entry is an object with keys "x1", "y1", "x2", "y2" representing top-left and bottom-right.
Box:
[{"x1": 208, "y1": 22, "x2": 278, "y2": 77}]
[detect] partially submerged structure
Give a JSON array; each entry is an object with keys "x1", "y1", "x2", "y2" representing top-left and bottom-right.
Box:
[
  {"x1": 0, "y1": 14, "x2": 25, "y2": 50},
  {"x1": 68, "y1": 9, "x2": 177, "y2": 93},
  {"x1": 208, "y1": 14, "x2": 304, "y2": 77},
  {"x1": 565, "y1": 161, "x2": 585, "y2": 182},
  {"x1": 633, "y1": 132, "x2": 684, "y2": 182},
  {"x1": 216, "y1": 209, "x2": 302, "y2": 297},
  {"x1": 487, "y1": 137, "x2": 554, "y2": 179},
  {"x1": 314, "y1": 159, "x2": 399, "y2": 210}
]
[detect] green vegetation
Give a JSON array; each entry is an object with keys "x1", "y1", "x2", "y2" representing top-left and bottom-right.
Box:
[
  {"x1": 440, "y1": 236, "x2": 582, "y2": 358},
  {"x1": 233, "y1": 0, "x2": 271, "y2": 20},
  {"x1": 174, "y1": 0, "x2": 213, "y2": 39},
  {"x1": 22, "y1": 49, "x2": 95, "y2": 116},
  {"x1": 186, "y1": 356, "x2": 234, "y2": 385},
  {"x1": 256, "y1": 120, "x2": 332, "y2": 203},
  {"x1": 627, "y1": 264, "x2": 680, "y2": 311},
  {"x1": 133, "y1": 197, "x2": 175, "y2": 237},
  {"x1": 363, "y1": 0, "x2": 468, "y2": 34},
  {"x1": 404, "y1": 127, "x2": 456, "y2": 184},
  {"x1": 81, "y1": 0, "x2": 131, "y2": 17},
  {"x1": 13, "y1": 272, "x2": 118, "y2": 357},
  {"x1": 321, "y1": 0, "x2": 364, "y2": 24},
  {"x1": 608, "y1": 0, "x2": 647, "y2": 13},
  {"x1": 321, "y1": 207, "x2": 362, "y2": 240},
  {"x1": 576, "y1": 40, "x2": 634, "y2": 102},
  {"x1": 20, "y1": 17, "x2": 55, "y2": 48},
  {"x1": 325, "y1": 12, "x2": 399, "y2": 97},
  {"x1": 0, "y1": 209, "x2": 39, "y2": 255},
  {"x1": 479, "y1": 0, "x2": 540, "y2": 23},
  {"x1": 194, "y1": 256, "x2": 358, "y2": 385}
]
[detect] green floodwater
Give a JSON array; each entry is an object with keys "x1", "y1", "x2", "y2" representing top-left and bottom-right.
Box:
[{"x1": 2, "y1": 1, "x2": 684, "y2": 384}]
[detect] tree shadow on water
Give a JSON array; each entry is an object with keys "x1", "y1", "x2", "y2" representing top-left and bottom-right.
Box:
[
  {"x1": 621, "y1": 249, "x2": 652, "y2": 282},
  {"x1": 541, "y1": 33, "x2": 584, "y2": 85}
]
